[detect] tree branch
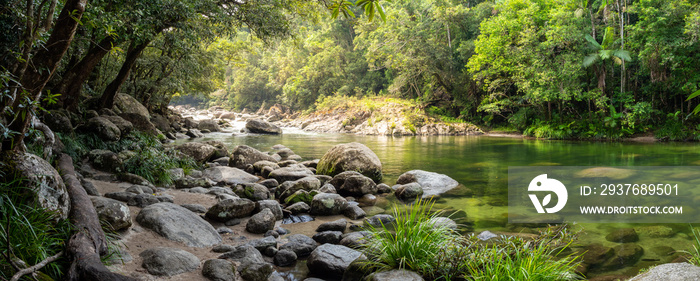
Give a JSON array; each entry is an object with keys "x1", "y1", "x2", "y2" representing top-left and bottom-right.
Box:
[{"x1": 10, "y1": 251, "x2": 63, "y2": 281}]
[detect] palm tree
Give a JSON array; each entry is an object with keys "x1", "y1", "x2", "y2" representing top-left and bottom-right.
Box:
[{"x1": 582, "y1": 27, "x2": 631, "y2": 95}]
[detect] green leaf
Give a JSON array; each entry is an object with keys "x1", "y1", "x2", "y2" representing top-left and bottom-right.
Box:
[
  {"x1": 613, "y1": 50, "x2": 632, "y2": 62},
  {"x1": 584, "y1": 34, "x2": 601, "y2": 49},
  {"x1": 583, "y1": 54, "x2": 598, "y2": 67},
  {"x1": 687, "y1": 89, "x2": 700, "y2": 101},
  {"x1": 376, "y1": 2, "x2": 386, "y2": 22}
]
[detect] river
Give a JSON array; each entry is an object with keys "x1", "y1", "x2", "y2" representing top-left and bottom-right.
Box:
[{"x1": 177, "y1": 120, "x2": 700, "y2": 278}]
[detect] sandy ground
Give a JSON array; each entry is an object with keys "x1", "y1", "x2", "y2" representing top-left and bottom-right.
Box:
[{"x1": 88, "y1": 178, "x2": 364, "y2": 280}]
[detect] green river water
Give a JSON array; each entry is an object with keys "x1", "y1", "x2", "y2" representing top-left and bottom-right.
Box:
[{"x1": 184, "y1": 127, "x2": 700, "y2": 278}]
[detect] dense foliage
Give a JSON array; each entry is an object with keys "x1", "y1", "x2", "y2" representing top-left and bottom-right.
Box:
[{"x1": 215, "y1": 0, "x2": 700, "y2": 139}]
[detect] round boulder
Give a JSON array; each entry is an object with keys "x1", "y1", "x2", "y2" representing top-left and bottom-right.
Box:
[
  {"x1": 91, "y1": 197, "x2": 132, "y2": 231},
  {"x1": 246, "y1": 209, "x2": 276, "y2": 234},
  {"x1": 246, "y1": 118, "x2": 282, "y2": 134},
  {"x1": 206, "y1": 198, "x2": 256, "y2": 222},
  {"x1": 202, "y1": 259, "x2": 236, "y2": 281},
  {"x1": 136, "y1": 203, "x2": 222, "y2": 247},
  {"x1": 307, "y1": 244, "x2": 365, "y2": 278},
  {"x1": 317, "y1": 142, "x2": 382, "y2": 182},
  {"x1": 396, "y1": 170, "x2": 458, "y2": 197},
  {"x1": 310, "y1": 193, "x2": 348, "y2": 216},
  {"x1": 140, "y1": 247, "x2": 200, "y2": 276},
  {"x1": 177, "y1": 142, "x2": 218, "y2": 163},
  {"x1": 87, "y1": 116, "x2": 121, "y2": 141}
]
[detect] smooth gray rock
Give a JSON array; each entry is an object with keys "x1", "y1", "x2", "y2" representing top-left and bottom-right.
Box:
[
  {"x1": 317, "y1": 142, "x2": 382, "y2": 182},
  {"x1": 136, "y1": 203, "x2": 222, "y2": 247},
  {"x1": 427, "y1": 217, "x2": 458, "y2": 230},
  {"x1": 313, "y1": 231, "x2": 343, "y2": 244},
  {"x1": 206, "y1": 198, "x2": 256, "y2": 222},
  {"x1": 88, "y1": 149, "x2": 122, "y2": 173},
  {"x1": 343, "y1": 205, "x2": 366, "y2": 220},
  {"x1": 274, "y1": 249, "x2": 297, "y2": 267},
  {"x1": 370, "y1": 269, "x2": 425, "y2": 281},
  {"x1": 310, "y1": 193, "x2": 348, "y2": 216},
  {"x1": 246, "y1": 209, "x2": 276, "y2": 234},
  {"x1": 104, "y1": 191, "x2": 136, "y2": 202},
  {"x1": 394, "y1": 182, "x2": 423, "y2": 201},
  {"x1": 87, "y1": 116, "x2": 121, "y2": 141},
  {"x1": 285, "y1": 202, "x2": 311, "y2": 215},
  {"x1": 177, "y1": 142, "x2": 218, "y2": 163},
  {"x1": 203, "y1": 166, "x2": 259, "y2": 185},
  {"x1": 280, "y1": 234, "x2": 318, "y2": 257},
  {"x1": 338, "y1": 175, "x2": 377, "y2": 197},
  {"x1": 307, "y1": 244, "x2": 365, "y2": 278},
  {"x1": 219, "y1": 244, "x2": 265, "y2": 264},
  {"x1": 181, "y1": 203, "x2": 207, "y2": 213},
  {"x1": 140, "y1": 247, "x2": 200, "y2": 276},
  {"x1": 229, "y1": 145, "x2": 278, "y2": 169},
  {"x1": 127, "y1": 193, "x2": 160, "y2": 207},
  {"x1": 240, "y1": 262, "x2": 274, "y2": 281},
  {"x1": 629, "y1": 262, "x2": 700, "y2": 281},
  {"x1": 316, "y1": 219, "x2": 347, "y2": 232},
  {"x1": 202, "y1": 259, "x2": 236, "y2": 281},
  {"x1": 246, "y1": 118, "x2": 282, "y2": 134},
  {"x1": 256, "y1": 200, "x2": 284, "y2": 220},
  {"x1": 396, "y1": 170, "x2": 458, "y2": 197},
  {"x1": 248, "y1": 236, "x2": 278, "y2": 252},
  {"x1": 477, "y1": 230, "x2": 498, "y2": 241},
  {"x1": 269, "y1": 167, "x2": 315, "y2": 183},
  {"x1": 364, "y1": 214, "x2": 396, "y2": 228},
  {"x1": 90, "y1": 196, "x2": 132, "y2": 231}
]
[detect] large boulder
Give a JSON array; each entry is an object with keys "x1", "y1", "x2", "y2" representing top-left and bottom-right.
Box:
[
  {"x1": 103, "y1": 115, "x2": 133, "y2": 135},
  {"x1": 280, "y1": 234, "x2": 318, "y2": 257},
  {"x1": 317, "y1": 142, "x2": 382, "y2": 182},
  {"x1": 88, "y1": 149, "x2": 123, "y2": 173},
  {"x1": 206, "y1": 198, "x2": 256, "y2": 222},
  {"x1": 86, "y1": 116, "x2": 121, "y2": 141},
  {"x1": 43, "y1": 110, "x2": 73, "y2": 133},
  {"x1": 113, "y1": 93, "x2": 150, "y2": 118},
  {"x1": 310, "y1": 193, "x2": 348, "y2": 216},
  {"x1": 202, "y1": 259, "x2": 236, "y2": 281},
  {"x1": 150, "y1": 114, "x2": 172, "y2": 133},
  {"x1": 629, "y1": 263, "x2": 700, "y2": 281},
  {"x1": 203, "y1": 166, "x2": 259, "y2": 185},
  {"x1": 229, "y1": 145, "x2": 277, "y2": 169},
  {"x1": 2, "y1": 153, "x2": 70, "y2": 220},
  {"x1": 90, "y1": 197, "x2": 132, "y2": 231},
  {"x1": 119, "y1": 113, "x2": 158, "y2": 135},
  {"x1": 396, "y1": 170, "x2": 458, "y2": 197},
  {"x1": 136, "y1": 203, "x2": 222, "y2": 247},
  {"x1": 307, "y1": 244, "x2": 365, "y2": 278},
  {"x1": 140, "y1": 247, "x2": 199, "y2": 276},
  {"x1": 177, "y1": 142, "x2": 217, "y2": 163},
  {"x1": 199, "y1": 119, "x2": 221, "y2": 132},
  {"x1": 246, "y1": 119, "x2": 282, "y2": 134}
]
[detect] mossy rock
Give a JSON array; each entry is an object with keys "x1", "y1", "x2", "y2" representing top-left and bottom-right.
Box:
[{"x1": 317, "y1": 142, "x2": 382, "y2": 183}]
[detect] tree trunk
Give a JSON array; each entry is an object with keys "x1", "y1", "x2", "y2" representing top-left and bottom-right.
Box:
[
  {"x1": 57, "y1": 36, "x2": 115, "y2": 110},
  {"x1": 98, "y1": 40, "x2": 150, "y2": 109},
  {"x1": 2, "y1": 0, "x2": 87, "y2": 152},
  {"x1": 57, "y1": 154, "x2": 136, "y2": 281}
]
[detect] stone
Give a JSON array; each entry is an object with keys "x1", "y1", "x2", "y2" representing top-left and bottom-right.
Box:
[
  {"x1": 217, "y1": 227, "x2": 234, "y2": 234},
  {"x1": 127, "y1": 193, "x2": 160, "y2": 207},
  {"x1": 285, "y1": 202, "x2": 311, "y2": 214},
  {"x1": 213, "y1": 244, "x2": 237, "y2": 253},
  {"x1": 136, "y1": 203, "x2": 222, "y2": 247},
  {"x1": 239, "y1": 183, "x2": 270, "y2": 201},
  {"x1": 274, "y1": 250, "x2": 297, "y2": 267},
  {"x1": 280, "y1": 234, "x2": 318, "y2": 257},
  {"x1": 313, "y1": 231, "x2": 343, "y2": 244},
  {"x1": 220, "y1": 112, "x2": 236, "y2": 120},
  {"x1": 212, "y1": 157, "x2": 230, "y2": 166},
  {"x1": 582, "y1": 243, "x2": 614, "y2": 265},
  {"x1": 606, "y1": 228, "x2": 639, "y2": 243},
  {"x1": 277, "y1": 176, "x2": 322, "y2": 201},
  {"x1": 340, "y1": 232, "x2": 370, "y2": 248},
  {"x1": 3, "y1": 153, "x2": 70, "y2": 219},
  {"x1": 114, "y1": 93, "x2": 150, "y2": 118},
  {"x1": 307, "y1": 244, "x2": 365, "y2": 278},
  {"x1": 125, "y1": 185, "x2": 153, "y2": 194},
  {"x1": 87, "y1": 116, "x2": 121, "y2": 141},
  {"x1": 175, "y1": 176, "x2": 212, "y2": 188},
  {"x1": 256, "y1": 200, "x2": 284, "y2": 220},
  {"x1": 394, "y1": 182, "x2": 423, "y2": 200},
  {"x1": 253, "y1": 160, "x2": 280, "y2": 173},
  {"x1": 247, "y1": 236, "x2": 278, "y2": 252},
  {"x1": 364, "y1": 214, "x2": 396, "y2": 228},
  {"x1": 265, "y1": 230, "x2": 280, "y2": 238},
  {"x1": 203, "y1": 166, "x2": 259, "y2": 185},
  {"x1": 103, "y1": 115, "x2": 133, "y2": 135},
  {"x1": 80, "y1": 178, "x2": 100, "y2": 196},
  {"x1": 104, "y1": 191, "x2": 136, "y2": 202},
  {"x1": 239, "y1": 262, "x2": 273, "y2": 281},
  {"x1": 629, "y1": 262, "x2": 700, "y2": 281},
  {"x1": 43, "y1": 110, "x2": 73, "y2": 133},
  {"x1": 601, "y1": 243, "x2": 644, "y2": 270},
  {"x1": 343, "y1": 205, "x2": 366, "y2": 220},
  {"x1": 118, "y1": 173, "x2": 152, "y2": 186},
  {"x1": 181, "y1": 203, "x2": 207, "y2": 213},
  {"x1": 150, "y1": 114, "x2": 171, "y2": 133},
  {"x1": 317, "y1": 142, "x2": 382, "y2": 182},
  {"x1": 230, "y1": 145, "x2": 278, "y2": 169},
  {"x1": 477, "y1": 230, "x2": 498, "y2": 241},
  {"x1": 199, "y1": 119, "x2": 221, "y2": 132},
  {"x1": 140, "y1": 247, "x2": 199, "y2": 276},
  {"x1": 319, "y1": 183, "x2": 337, "y2": 194},
  {"x1": 636, "y1": 225, "x2": 676, "y2": 238},
  {"x1": 329, "y1": 171, "x2": 362, "y2": 188},
  {"x1": 186, "y1": 128, "x2": 204, "y2": 138},
  {"x1": 269, "y1": 167, "x2": 315, "y2": 183},
  {"x1": 370, "y1": 269, "x2": 425, "y2": 281},
  {"x1": 219, "y1": 244, "x2": 265, "y2": 264},
  {"x1": 310, "y1": 193, "x2": 348, "y2": 216},
  {"x1": 246, "y1": 118, "x2": 282, "y2": 134},
  {"x1": 88, "y1": 149, "x2": 122, "y2": 172},
  {"x1": 246, "y1": 209, "x2": 276, "y2": 234},
  {"x1": 206, "y1": 198, "x2": 256, "y2": 222},
  {"x1": 177, "y1": 142, "x2": 218, "y2": 163},
  {"x1": 316, "y1": 219, "x2": 347, "y2": 232},
  {"x1": 258, "y1": 179, "x2": 279, "y2": 188},
  {"x1": 426, "y1": 217, "x2": 458, "y2": 230},
  {"x1": 339, "y1": 175, "x2": 377, "y2": 197},
  {"x1": 264, "y1": 247, "x2": 278, "y2": 257},
  {"x1": 90, "y1": 197, "x2": 132, "y2": 231},
  {"x1": 301, "y1": 159, "x2": 319, "y2": 168},
  {"x1": 202, "y1": 259, "x2": 236, "y2": 281},
  {"x1": 396, "y1": 170, "x2": 459, "y2": 197},
  {"x1": 376, "y1": 183, "x2": 392, "y2": 194},
  {"x1": 119, "y1": 112, "x2": 158, "y2": 135},
  {"x1": 358, "y1": 194, "x2": 377, "y2": 206}
]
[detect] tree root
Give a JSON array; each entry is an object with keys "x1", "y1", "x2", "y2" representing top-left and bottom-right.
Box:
[{"x1": 57, "y1": 153, "x2": 136, "y2": 281}]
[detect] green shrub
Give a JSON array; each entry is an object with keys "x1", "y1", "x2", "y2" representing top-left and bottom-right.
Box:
[
  {"x1": 123, "y1": 147, "x2": 198, "y2": 186},
  {"x1": 0, "y1": 178, "x2": 72, "y2": 280},
  {"x1": 359, "y1": 200, "x2": 582, "y2": 281},
  {"x1": 685, "y1": 226, "x2": 700, "y2": 266}
]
